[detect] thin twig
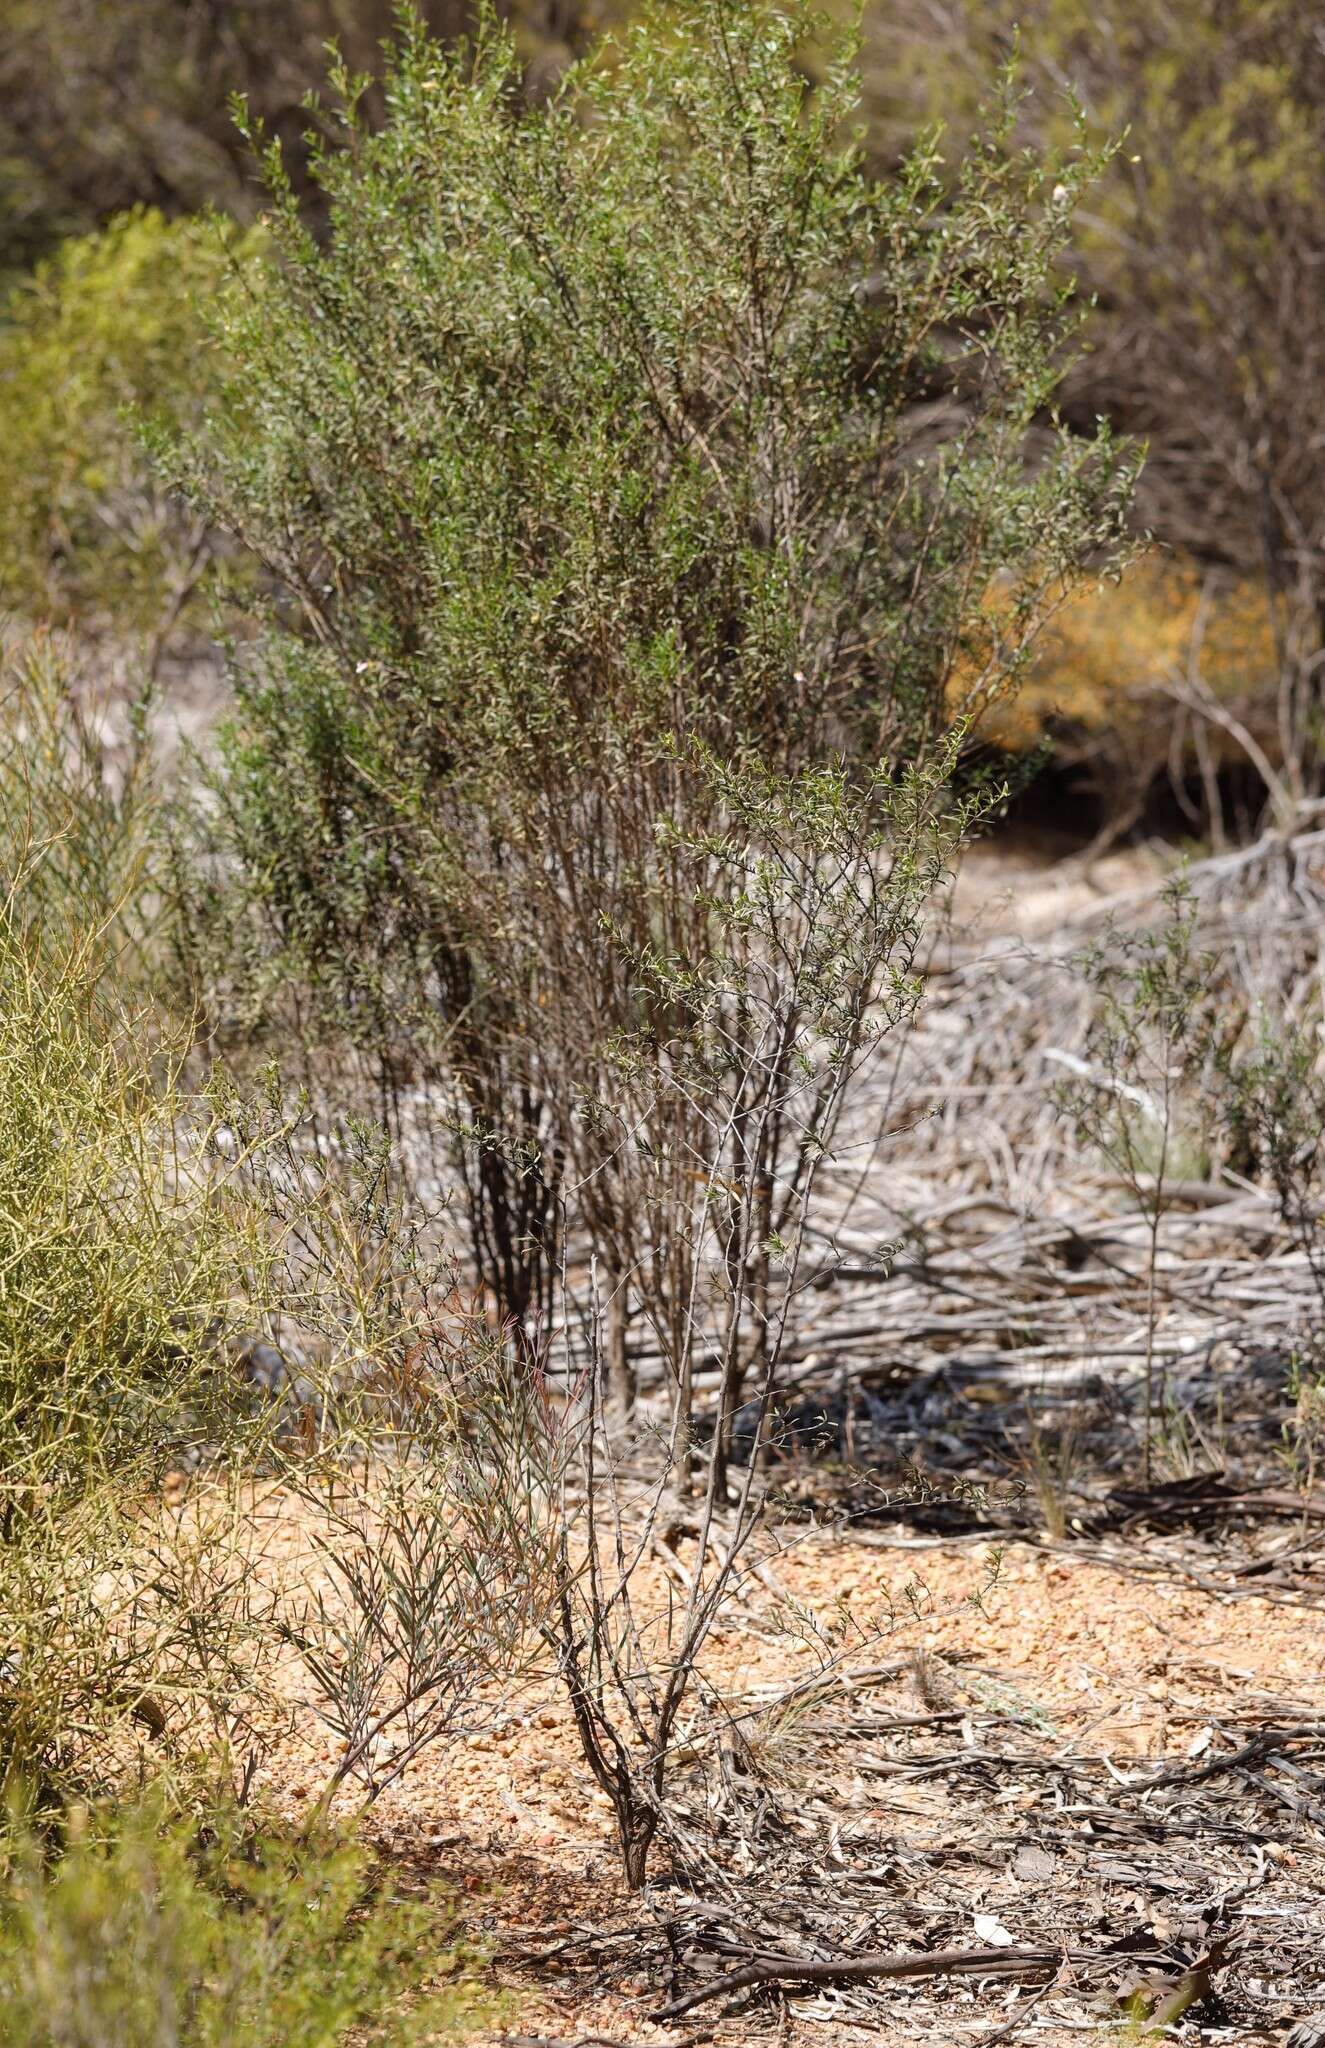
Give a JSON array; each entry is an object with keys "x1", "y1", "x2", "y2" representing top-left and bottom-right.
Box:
[
  {"x1": 971, "y1": 1965, "x2": 1065, "y2": 2048},
  {"x1": 653, "y1": 1942, "x2": 1067, "y2": 2022}
]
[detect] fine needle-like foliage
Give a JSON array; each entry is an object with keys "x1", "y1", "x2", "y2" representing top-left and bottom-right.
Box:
[
  {"x1": 0, "y1": 640, "x2": 264, "y2": 1496},
  {"x1": 0, "y1": 640, "x2": 288, "y2": 1801},
  {"x1": 0, "y1": 632, "x2": 565, "y2": 1821}
]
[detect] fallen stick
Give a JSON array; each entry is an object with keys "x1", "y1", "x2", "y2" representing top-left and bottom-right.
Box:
[
  {"x1": 1145, "y1": 1723, "x2": 1321, "y2": 1791},
  {"x1": 653, "y1": 1942, "x2": 1065, "y2": 2022},
  {"x1": 506, "y1": 2036, "x2": 711, "y2": 2048}
]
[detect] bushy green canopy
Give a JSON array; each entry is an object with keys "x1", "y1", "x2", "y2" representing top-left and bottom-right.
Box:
[{"x1": 176, "y1": 0, "x2": 1131, "y2": 1019}]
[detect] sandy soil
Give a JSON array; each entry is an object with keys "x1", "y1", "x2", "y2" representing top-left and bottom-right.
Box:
[{"x1": 244, "y1": 1500, "x2": 1325, "y2": 2046}]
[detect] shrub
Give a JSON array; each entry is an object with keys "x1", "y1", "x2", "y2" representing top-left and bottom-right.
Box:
[
  {"x1": 1054, "y1": 877, "x2": 1214, "y2": 1475},
  {"x1": 0, "y1": 640, "x2": 255, "y2": 1488},
  {"x1": 164, "y1": 0, "x2": 1135, "y2": 1887},
  {"x1": 278, "y1": 1368, "x2": 559, "y2": 1816},
  {"x1": 0, "y1": 640, "x2": 277, "y2": 1798},
  {"x1": 171, "y1": 0, "x2": 1133, "y2": 1355},
  {"x1": 1209, "y1": 1012, "x2": 1325, "y2": 1341},
  {"x1": 0, "y1": 628, "x2": 159, "y2": 953},
  {"x1": 0, "y1": 636, "x2": 554, "y2": 1816},
  {"x1": 0, "y1": 209, "x2": 260, "y2": 639},
  {"x1": 0, "y1": 1793, "x2": 492, "y2": 2046}
]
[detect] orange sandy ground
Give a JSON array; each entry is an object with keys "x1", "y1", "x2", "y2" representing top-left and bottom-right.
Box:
[{"x1": 241, "y1": 1496, "x2": 1325, "y2": 2047}]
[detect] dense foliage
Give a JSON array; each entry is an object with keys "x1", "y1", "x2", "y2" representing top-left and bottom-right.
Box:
[
  {"x1": 168, "y1": 0, "x2": 1130, "y2": 1341},
  {"x1": 3, "y1": 0, "x2": 1322, "y2": 822},
  {"x1": 0, "y1": 1796, "x2": 490, "y2": 2045},
  {"x1": 0, "y1": 210, "x2": 261, "y2": 636}
]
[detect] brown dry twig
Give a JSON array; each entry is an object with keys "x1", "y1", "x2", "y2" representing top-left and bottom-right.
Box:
[
  {"x1": 504, "y1": 2036, "x2": 712, "y2": 2048},
  {"x1": 1145, "y1": 1723, "x2": 1323, "y2": 1791},
  {"x1": 652, "y1": 1940, "x2": 1071, "y2": 2022}
]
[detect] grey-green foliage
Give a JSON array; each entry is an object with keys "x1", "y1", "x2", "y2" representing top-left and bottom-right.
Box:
[
  {"x1": 170, "y1": 0, "x2": 1134, "y2": 1331},
  {"x1": 1062, "y1": 877, "x2": 1213, "y2": 1200}
]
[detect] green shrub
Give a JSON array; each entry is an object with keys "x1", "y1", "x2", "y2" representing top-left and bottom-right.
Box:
[
  {"x1": 0, "y1": 209, "x2": 260, "y2": 636},
  {"x1": 0, "y1": 629, "x2": 161, "y2": 958},
  {"x1": 0, "y1": 1793, "x2": 491, "y2": 2046},
  {"x1": 0, "y1": 634, "x2": 561, "y2": 1822},
  {"x1": 0, "y1": 638, "x2": 278, "y2": 1798},
  {"x1": 0, "y1": 656, "x2": 264, "y2": 1491},
  {"x1": 171, "y1": 0, "x2": 1134, "y2": 1347},
  {"x1": 163, "y1": 14, "x2": 1136, "y2": 1874}
]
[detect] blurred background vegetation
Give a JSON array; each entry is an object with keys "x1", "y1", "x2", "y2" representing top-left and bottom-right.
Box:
[{"x1": 0, "y1": 0, "x2": 1320, "y2": 829}]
